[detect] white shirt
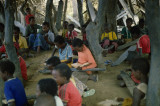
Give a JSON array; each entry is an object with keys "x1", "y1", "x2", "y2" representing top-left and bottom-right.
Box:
[
  {"x1": 47, "y1": 30, "x2": 55, "y2": 43},
  {"x1": 54, "y1": 96, "x2": 64, "y2": 106}
]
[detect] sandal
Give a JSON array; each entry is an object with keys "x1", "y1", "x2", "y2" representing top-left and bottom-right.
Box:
[
  {"x1": 104, "y1": 60, "x2": 112, "y2": 65},
  {"x1": 82, "y1": 89, "x2": 95, "y2": 97}
]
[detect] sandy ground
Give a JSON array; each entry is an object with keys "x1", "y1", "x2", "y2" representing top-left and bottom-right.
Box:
[{"x1": 24, "y1": 49, "x2": 132, "y2": 106}]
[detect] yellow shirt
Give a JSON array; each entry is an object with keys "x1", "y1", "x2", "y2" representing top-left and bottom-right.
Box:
[
  {"x1": 101, "y1": 32, "x2": 117, "y2": 41},
  {"x1": 13, "y1": 34, "x2": 28, "y2": 49},
  {"x1": 62, "y1": 29, "x2": 68, "y2": 38}
]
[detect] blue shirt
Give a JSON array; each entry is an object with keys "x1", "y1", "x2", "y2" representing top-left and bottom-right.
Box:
[
  {"x1": 59, "y1": 44, "x2": 73, "y2": 60},
  {"x1": 4, "y1": 78, "x2": 27, "y2": 106}
]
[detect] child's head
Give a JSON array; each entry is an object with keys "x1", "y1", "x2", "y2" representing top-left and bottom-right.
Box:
[
  {"x1": 52, "y1": 63, "x2": 72, "y2": 86},
  {"x1": 46, "y1": 56, "x2": 61, "y2": 70},
  {"x1": 29, "y1": 16, "x2": 35, "y2": 26},
  {"x1": 0, "y1": 60, "x2": 15, "y2": 81},
  {"x1": 26, "y1": 7, "x2": 31, "y2": 14},
  {"x1": 54, "y1": 35, "x2": 65, "y2": 49},
  {"x1": 0, "y1": 23, "x2": 4, "y2": 32},
  {"x1": 42, "y1": 22, "x2": 50, "y2": 33},
  {"x1": 130, "y1": 26, "x2": 140, "y2": 40},
  {"x1": 36, "y1": 78, "x2": 58, "y2": 97},
  {"x1": 34, "y1": 94, "x2": 56, "y2": 106},
  {"x1": 131, "y1": 58, "x2": 150, "y2": 80},
  {"x1": 104, "y1": 24, "x2": 112, "y2": 32},
  {"x1": 126, "y1": 18, "x2": 133, "y2": 27},
  {"x1": 63, "y1": 21, "x2": 68, "y2": 29},
  {"x1": 68, "y1": 24, "x2": 75, "y2": 32},
  {"x1": 13, "y1": 26, "x2": 20, "y2": 38},
  {"x1": 72, "y1": 38, "x2": 84, "y2": 52}
]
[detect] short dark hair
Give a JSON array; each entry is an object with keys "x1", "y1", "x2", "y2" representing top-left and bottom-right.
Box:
[
  {"x1": 43, "y1": 22, "x2": 50, "y2": 27},
  {"x1": 126, "y1": 18, "x2": 133, "y2": 23},
  {"x1": 72, "y1": 38, "x2": 83, "y2": 48},
  {"x1": 130, "y1": 26, "x2": 141, "y2": 36},
  {"x1": 14, "y1": 26, "x2": 20, "y2": 32},
  {"x1": 132, "y1": 58, "x2": 150, "y2": 75},
  {"x1": 46, "y1": 56, "x2": 61, "y2": 66},
  {"x1": 38, "y1": 78, "x2": 58, "y2": 96},
  {"x1": 54, "y1": 35, "x2": 65, "y2": 44},
  {"x1": 68, "y1": 24, "x2": 75, "y2": 29},
  {"x1": 0, "y1": 60, "x2": 15, "y2": 75},
  {"x1": 64, "y1": 21, "x2": 68, "y2": 24},
  {"x1": 29, "y1": 16, "x2": 35, "y2": 22},
  {"x1": 26, "y1": 7, "x2": 31, "y2": 11},
  {"x1": 82, "y1": 24, "x2": 87, "y2": 28},
  {"x1": 54, "y1": 63, "x2": 72, "y2": 80}
]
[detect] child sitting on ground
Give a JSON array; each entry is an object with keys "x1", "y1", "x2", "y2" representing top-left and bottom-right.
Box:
[
  {"x1": 0, "y1": 60, "x2": 27, "y2": 106},
  {"x1": 52, "y1": 63, "x2": 82, "y2": 106},
  {"x1": 62, "y1": 21, "x2": 69, "y2": 38},
  {"x1": 34, "y1": 94, "x2": 56, "y2": 106},
  {"x1": 36, "y1": 78, "x2": 63, "y2": 106},
  {"x1": 101, "y1": 24, "x2": 118, "y2": 55},
  {"x1": 53, "y1": 36, "x2": 73, "y2": 67},
  {"x1": 65, "y1": 24, "x2": 77, "y2": 45}
]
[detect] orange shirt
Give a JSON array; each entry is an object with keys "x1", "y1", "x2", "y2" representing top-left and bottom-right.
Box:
[{"x1": 78, "y1": 45, "x2": 97, "y2": 70}]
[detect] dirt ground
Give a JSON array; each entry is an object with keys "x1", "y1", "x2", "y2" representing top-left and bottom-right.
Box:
[{"x1": 24, "y1": 49, "x2": 132, "y2": 106}]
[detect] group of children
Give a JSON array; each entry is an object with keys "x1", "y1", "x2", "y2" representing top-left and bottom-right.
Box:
[{"x1": 0, "y1": 6, "x2": 151, "y2": 106}]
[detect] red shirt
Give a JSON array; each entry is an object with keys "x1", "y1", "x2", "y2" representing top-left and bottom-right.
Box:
[
  {"x1": 137, "y1": 35, "x2": 150, "y2": 54},
  {"x1": 25, "y1": 14, "x2": 34, "y2": 25},
  {"x1": 19, "y1": 56, "x2": 27, "y2": 80},
  {"x1": 65, "y1": 30, "x2": 78, "y2": 40},
  {"x1": 59, "y1": 81, "x2": 82, "y2": 106}
]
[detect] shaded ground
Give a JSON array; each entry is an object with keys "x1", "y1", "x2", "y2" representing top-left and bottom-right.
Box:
[{"x1": 25, "y1": 50, "x2": 132, "y2": 106}]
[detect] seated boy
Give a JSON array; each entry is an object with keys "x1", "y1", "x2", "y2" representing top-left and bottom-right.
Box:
[
  {"x1": 33, "y1": 22, "x2": 55, "y2": 53},
  {"x1": 0, "y1": 60, "x2": 27, "y2": 106},
  {"x1": 65, "y1": 24, "x2": 77, "y2": 45},
  {"x1": 52, "y1": 63, "x2": 82, "y2": 106},
  {"x1": 131, "y1": 58, "x2": 149, "y2": 106},
  {"x1": 72, "y1": 38, "x2": 98, "y2": 82},
  {"x1": 13, "y1": 26, "x2": 29, "y2": 57},
  {"x1": 53, "y1": 36, "x2": 73, "y2": 67},
  {"x1": 101, "y1": 24, "x2": 118, "y2": 53},
  {"x1": 121, "y1": 18, "x2": 133, "y2": 43}
]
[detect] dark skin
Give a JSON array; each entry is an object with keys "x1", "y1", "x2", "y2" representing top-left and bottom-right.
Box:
[
  {"x1": 37, "y1": 25, "x2": 54, "y2": 53},
  {"x1": 0, "y1": 71, "x2": 15, "y2": 106},
  {"x1": 54, "y1": 42, "x2": 72, "y2": 64},
  {"x1": 52, "y1": 69, "x2": 69, "y2": 106},
  {"x1": 132, "y1": 69, "x2": 148, "y2": 106},
  {"x1": 13, "y1": 30, "x2": 29, "y2": 54},
  {"x1": 73, "y1": 45, "x2": 92, "y2": 70}
]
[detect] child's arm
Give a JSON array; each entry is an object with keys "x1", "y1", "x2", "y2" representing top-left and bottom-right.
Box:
[
  {"x1": 8, "y1": 101, "x2": 16, "y2": 106},
  {"x1": 132, "y1": 87, "x2": 145, "y2": 106}
]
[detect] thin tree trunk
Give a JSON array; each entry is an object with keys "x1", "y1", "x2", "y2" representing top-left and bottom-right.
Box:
[
  {"x1": 52, "y1": 3, "x2": 57, "y2": 23},
  {"x1": 4, "y1": 0, "x2": 22, "y2": 81},
  {"x1": 56, "y1": 0, "x2": 64, "y2": 31},
  {"x1": 45, "y1": 0, "x2": 58, "y2": 35},
  {"x1": 0, "y1": 1, "x2": 5, "y2": 23},
  {"x1": 77, "y1": 0, "x2": 84, "y2": 27},
  {"x1": 63, "y1": 0, "x2": 68, "y2": 22},
  {"x1": 146, "y1": 0, "x2": 160, "y2": 105}
]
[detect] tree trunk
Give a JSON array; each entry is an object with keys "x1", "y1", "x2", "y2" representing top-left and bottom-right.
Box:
[
  {"x1": 0, "y1": 1, "x2": 5, "y2": 23},
  {"x1": 77, "y1": 0, "x2": 84, "y2": 27},
  {"x1": 52, "y1": 3, "x2": 57, "y2": 23},
  {"x1": 72, "y1": 0, "x2": 78, "y2": 21},
  {"x1": 63, "y1": 0, "x2": 68, "y2": 22},
  {"x1": 56, "y1": 0, "x2": 64, "y2": 31},
  {"x1": 106, "y1": 0, "x2": 118, "y2": 32},
  {"x1": 146, "y1": 0, "x2": 160, "y2": 105},
  {"x1": 4, "y1": 0, "x2": 22, "y2": 81},
  {"x1": 45, "y1": 0, "x2": 58, "y2": 35}
]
